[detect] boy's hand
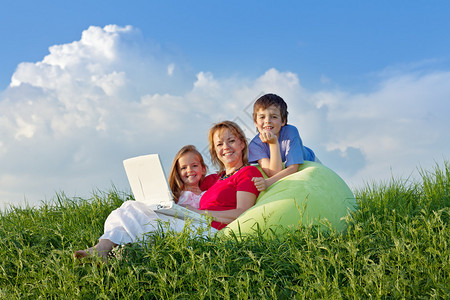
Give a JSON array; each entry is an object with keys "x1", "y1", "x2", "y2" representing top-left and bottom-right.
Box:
[
  {"x1": 259, "y1": 132, "x2": 278, "y2": 145},
  {"x1": 252, "y1": 177, "x2": 267, "y2": 192}
]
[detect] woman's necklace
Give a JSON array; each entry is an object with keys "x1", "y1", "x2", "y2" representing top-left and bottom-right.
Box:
[{"x1": 219, "y1": 165, "x2": 246, "y2": 181}]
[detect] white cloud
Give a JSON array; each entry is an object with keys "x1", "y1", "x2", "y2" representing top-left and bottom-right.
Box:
[
  {"x1": 305, "y1": 71, "x2": 450, "y2": 186},
  {"x1": 1, "y1": 25, "x2": 449, "y2": 210},
  {"x1": 167, "y1": 63, "x2": 175, "y2": 76}
]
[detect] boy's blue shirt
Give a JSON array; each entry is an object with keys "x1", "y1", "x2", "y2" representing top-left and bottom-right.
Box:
[{"x1": 248, "y1": 124, "x2": 316, "y2": 167}]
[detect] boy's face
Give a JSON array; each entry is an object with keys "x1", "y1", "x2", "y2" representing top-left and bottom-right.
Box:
[{"x1": 254, "y1": 105, "x2": 286, "y2": 137}]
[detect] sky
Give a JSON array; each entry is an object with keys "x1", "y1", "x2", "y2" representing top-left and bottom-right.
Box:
[{"x1": 1, "y1": 1, "x2": 449, "y2": 210}]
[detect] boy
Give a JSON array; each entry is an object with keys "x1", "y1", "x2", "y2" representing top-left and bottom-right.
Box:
[{"x1": 249, "y1": 93, "x2": 317, "y2": 191}]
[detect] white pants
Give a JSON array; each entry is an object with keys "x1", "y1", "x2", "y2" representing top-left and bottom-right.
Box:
[{"x1": 99, "y1": 201, "x2": 217, "y2": 245}]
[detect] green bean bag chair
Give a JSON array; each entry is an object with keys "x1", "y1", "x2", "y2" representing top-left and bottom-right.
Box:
[{"x1": 221, "y1": 161, "x2": 356, "y2": 238}]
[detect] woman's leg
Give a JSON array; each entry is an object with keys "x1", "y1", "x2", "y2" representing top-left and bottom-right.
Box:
[
  {"x1": 75, "y1": 201, "x2": 159, "y2": 259},
  {"x1": 100, "y1": 201, "x2": 161, "y2": 244},
  {"x1": 74, "y1": 239, "x2": 117, "y2": 259},
  {"x1": 74, "y1": 201, "x2": 216, "y2": 259}
]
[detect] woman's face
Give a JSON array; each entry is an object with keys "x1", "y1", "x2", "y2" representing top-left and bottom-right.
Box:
[
  {"x1": 213, "y1": 128, "x2": 245, "y2": 168},
  {"x1": 177, "y1": 152, "x2": 205, "y2": 187}
]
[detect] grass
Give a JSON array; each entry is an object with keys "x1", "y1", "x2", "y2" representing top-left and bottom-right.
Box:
[{"x1": 0, "y1": 162, "x2": 448, "y2": 299}]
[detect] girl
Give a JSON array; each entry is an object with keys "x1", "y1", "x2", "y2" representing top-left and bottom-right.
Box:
[
  {"x1": 75, "y1": 145, "x2": 216, "y2": 259},
  {"x1": 169, "y1": 145, "x2": 211, "y2": 208}
]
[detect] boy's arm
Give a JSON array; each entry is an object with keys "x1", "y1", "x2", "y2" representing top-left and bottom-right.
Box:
[
  {"x1": 254, "y1": 125, "x2": 305, "y2": 190},
  {"x1": 258, "y1": 133, "x2": 283, "y2": 177},
  {"x1": 264, "y1": 164, "x2": 299, "y2": 188},
  {"x1": 252, "y1": 164, "x2": 300, "y2": 192}
]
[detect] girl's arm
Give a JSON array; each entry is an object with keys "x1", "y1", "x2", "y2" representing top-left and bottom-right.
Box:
[{"x1": 187, "y1": 191, "x2": 257, "y2": 224}]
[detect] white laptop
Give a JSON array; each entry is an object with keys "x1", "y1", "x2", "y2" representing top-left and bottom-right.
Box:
[{"x1": 123, "y1": 154, "x2": 206, "y2": 223}]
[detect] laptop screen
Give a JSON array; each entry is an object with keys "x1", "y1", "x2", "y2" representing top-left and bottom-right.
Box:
[{"x1": 123, "y1": 154, "x2": 173, "y2": 205}]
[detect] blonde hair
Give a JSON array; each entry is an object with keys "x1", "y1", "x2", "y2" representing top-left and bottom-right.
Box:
[
  {"x1": 168, "y1": 145, "x2": 207, "y2": 202},
  {"x1": 208, "y1": 120, "x2": 248, "y2": 172}
]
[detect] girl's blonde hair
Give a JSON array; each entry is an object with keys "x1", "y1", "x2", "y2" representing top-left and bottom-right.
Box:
[
  {"x1": 168, "y1": 145, "x2": 207, "y2": 202},
  {"x1": 208, "y1": 120, "x2": 248, "y2": 172}
]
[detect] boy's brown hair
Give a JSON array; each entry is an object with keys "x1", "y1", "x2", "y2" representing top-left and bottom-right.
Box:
[{"x1": 252, "y1": 93, "x2": 288, "y2": 124}]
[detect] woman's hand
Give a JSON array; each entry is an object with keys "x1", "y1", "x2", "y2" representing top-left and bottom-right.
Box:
[
  {"x1": 252, "y1": 177, "x2": 267, "y2": 192},
  {"x1": 185, "y1": 206, "x2": 201, "y2": 213},
  {"x1": 194, "y1": 191, "x2": 257, "y2": 225}
]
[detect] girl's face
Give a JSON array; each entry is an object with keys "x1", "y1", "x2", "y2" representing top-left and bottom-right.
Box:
[
  {"x1": 213, "y1": 128, "x2": 245, "y2": 168},
  {"x1": 177, "y1": 152, "x2": 206, "y2": 187}
]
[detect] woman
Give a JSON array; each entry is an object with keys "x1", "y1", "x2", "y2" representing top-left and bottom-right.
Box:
[
  {"x1": 187, "y1": 120, "x2": 263, "y2": 229},
  {"x1": 75, "y1": 121, "x2": 262, "y2": 259}
]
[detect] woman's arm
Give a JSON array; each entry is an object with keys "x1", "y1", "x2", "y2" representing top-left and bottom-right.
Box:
[{"x1": 187, "y1": 191, "x2": 257, "y2": 224}]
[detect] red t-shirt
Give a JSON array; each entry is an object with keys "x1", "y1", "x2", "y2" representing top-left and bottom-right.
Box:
[
  {"x1": 199, "y1": 166, "x2": 263, "y2": 230},
  {"x1": 200, "y1": 174, "x2": 219, "y2": 191}
]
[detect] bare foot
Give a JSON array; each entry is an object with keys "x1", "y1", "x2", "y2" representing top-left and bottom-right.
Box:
[
  {"x1": 74, "y1": 247, "x2": 94, "y2": 259},
  {"x1": 74, "y1": 239, "x2": 117, "y2": 260}
]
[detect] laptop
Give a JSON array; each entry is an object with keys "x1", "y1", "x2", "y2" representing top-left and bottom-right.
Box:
[{"x1": 123, "y1": 154, "x2": 206, "y2": 223}]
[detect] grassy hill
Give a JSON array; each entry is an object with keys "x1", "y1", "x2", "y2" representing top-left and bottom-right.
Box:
[{"x1": 0, "y1": 162, "x2": 448, "y2": 299}]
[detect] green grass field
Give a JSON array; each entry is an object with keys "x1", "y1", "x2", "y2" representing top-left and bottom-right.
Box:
[{"x1": 0, "y1": 162, "x2": 448, "y2": 299}]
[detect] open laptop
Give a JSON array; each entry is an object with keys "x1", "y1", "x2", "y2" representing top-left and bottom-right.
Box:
[{"x1": 123, "y1": 154, "x2": 206, "y2": 223}]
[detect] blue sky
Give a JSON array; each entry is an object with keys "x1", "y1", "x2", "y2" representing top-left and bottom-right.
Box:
[
  {"x1": 1, "y1": 1, "x2": 449, "y2": 209},
  {"x1": 3, "y1": 1, "x2": 450, "y2": 90}
]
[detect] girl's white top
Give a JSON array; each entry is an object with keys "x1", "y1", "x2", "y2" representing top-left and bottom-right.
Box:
[{"x1": 177, "y1": 190, "x2": 205, "y2": 209}]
